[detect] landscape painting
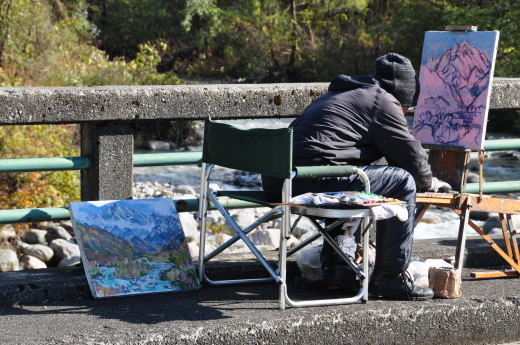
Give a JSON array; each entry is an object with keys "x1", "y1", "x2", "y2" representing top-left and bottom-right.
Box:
[
  {"x1": 412, "y1": 30, "x2": 499, "y2": 149},
  {"x1": 69, "y1": 198, "x2": 200, "y2": 298}
]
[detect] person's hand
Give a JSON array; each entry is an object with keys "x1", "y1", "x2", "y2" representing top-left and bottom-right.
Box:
[{"x1": 429, "y1": 177, "x2": 452, "y2": 193}]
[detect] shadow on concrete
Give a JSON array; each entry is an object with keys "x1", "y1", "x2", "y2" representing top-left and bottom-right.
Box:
[{"x1": 0, "y1": 279, "x2": 364, "y2": 325}]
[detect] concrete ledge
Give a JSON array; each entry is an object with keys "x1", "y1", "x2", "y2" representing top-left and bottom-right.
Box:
[
  {"x1": 1, "y1": 268, "x2": 520, "y2": 345},
  {"x1": 1, "y1": 238, "x2": 520, "y2": 344},
  {"x1": 0, "y1": 78, "x2": 518, "y2": 125}
]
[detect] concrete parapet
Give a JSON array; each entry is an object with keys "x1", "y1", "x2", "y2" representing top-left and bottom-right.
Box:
[
  {"x1": 0, "y1": 78, "x2": 518, "y2": 125},
  {"x1": 0, "y1": 237, "x2": 519, "y2": 345}
]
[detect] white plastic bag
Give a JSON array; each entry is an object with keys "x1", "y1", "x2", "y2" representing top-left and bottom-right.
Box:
[{"x1": 295, "y1": 243, "x2": 323, "y2": 282}]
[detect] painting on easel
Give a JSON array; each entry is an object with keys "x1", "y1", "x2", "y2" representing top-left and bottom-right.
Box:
[{"x1": 412, "y1": 30, "x2": 499, "y2": 149}]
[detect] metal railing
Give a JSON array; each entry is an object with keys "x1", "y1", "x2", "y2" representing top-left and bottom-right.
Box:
[{"x1": 1, "y1": 138, "x2": 520, "y2": 224}]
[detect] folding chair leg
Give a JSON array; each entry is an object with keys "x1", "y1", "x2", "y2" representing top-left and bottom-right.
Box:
[
  {"x1": 282, "y1": 216, "x2": 373, "y2": 308},
  {"x1": 278, "y1": 178, "x2": 292, "y2": 310},
  {"x1": 206, "y1": 193, "x2": 281, "y2": 285},
  {"x1": 198, "y1": 163, "x2": 209, "y2": 283},
  {"x1": 362, "y1": 217, "x2": 371, "y2": 302}
]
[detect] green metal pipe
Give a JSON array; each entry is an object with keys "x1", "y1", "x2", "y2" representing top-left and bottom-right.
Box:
[
  {"x1": 483, "y1": 139, "x2": 520, "y2": 151},
  {"x1": 1, "y1": 137, "x2": 519, "y2": 174},
  {"x1": 464, "y1": 181, "x2": 520, "y2": 194},
  {"x1": 0, "y1": 157, "x2": 90, "y2": 173},
  {"x1": 0, "y1": 197, "x2": 261, "y2": 224},
  {"x1": 0, "y1": 207, "x2": 70, "y2": 224},
  {"x1": 133, "y1": 152, "x2": 202, "y2": 167}
]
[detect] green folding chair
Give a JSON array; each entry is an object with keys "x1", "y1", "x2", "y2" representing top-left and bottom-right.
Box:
[{"x1": 198, "y1": 116, "x2": 374, "y2": 309}]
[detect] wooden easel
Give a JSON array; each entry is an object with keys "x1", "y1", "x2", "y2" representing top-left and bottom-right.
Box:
[
  {"x1": 415, "y1": 26, "x2": 518, "y2": 279},
  {"x1": 415, "y1": 126, "x2": 520, "y2": 279}
]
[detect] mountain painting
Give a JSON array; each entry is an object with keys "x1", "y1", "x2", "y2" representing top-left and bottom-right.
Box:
[
  {"x1": 69, "y1": 198, "x2": 200, "y2": 298},
  {"x1": 412, "y1": 31, "x2": 499, "y2": 149}
]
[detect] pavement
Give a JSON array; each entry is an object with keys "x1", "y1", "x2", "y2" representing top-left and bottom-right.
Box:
[{"x1": 1, "y1": 236, "x2": 520, "y2": 345}]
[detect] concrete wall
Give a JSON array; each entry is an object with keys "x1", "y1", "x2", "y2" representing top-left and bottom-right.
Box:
[
  {"x1": 0, "y1": 79, "x2": 519, "y2": 201},
  {"x1": 0, "y1": 78, "x2": 519, "y2": 125}
]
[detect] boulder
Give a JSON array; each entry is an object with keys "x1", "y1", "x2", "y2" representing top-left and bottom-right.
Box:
[
  {"x1": 469, "y1": 211, "x2": 490, "y2": 221},
  {"x1": 179, "y1": 213, "x2": 199, "y2": 243},
  {"x1": 19, "y1": 243, "x2": 54, "y2": 262},
  {"x1": 58, "y1": 220, "x2": 74, "y2": 234},
  {"x1": 58, "y1": 255, "x2": 81, "y2": 267},
  {"x1": 249, "y1": 228, "x2": 281, "y2": 250},
  {"x1": 482, "y1": 216, "x2": 500, "y2": 234},
  {"x1": 231, "y1": 209, "x2": 257, "y2": 229},
  {"x1": 0, "y1": 249, "x2": 18, "y2": 271},
  {"x1": 22, "y1": 229, "x2": 48, "y2": 244},
  {"x1": 50, "y1": 239, "x2": 80, "y2": 259},
  {"x1": 22, "y1": 255, "x2": 47, "y2": 269},
  {"x1": 45, "y1": 225, "x2": 73, "y2": 243},
  {"x1": 208, "y1": 183, "x2": 222, "y2": 192},
  {"x1": 175, "y1": 184, "x2": 197, "y2": 196},
  {"x1": 144, "y1": 140, "x2": 171, "y2": 151},
  {"x1": 0, "y1": 226, "x2": 17, "y2": 240}
]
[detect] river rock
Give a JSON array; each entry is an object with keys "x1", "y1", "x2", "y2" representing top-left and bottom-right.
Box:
[
  {"x1": 469, "y1": 211, "x2": 490, "y2": 221},
  {"x1": 0, "y1": 225, "x2": 16, "y2": 240},
  {"x1": 482, "y1": 216, "x2": 500, "y2": 234},
  {"x1": 23, "y1": 229, "x2": 48, "y2": 244},
  {"x1": 249, "y1": 228, "x2": 281, "y2": 250},
  {"x1": 176, "y1": 184, "x2": 197, "y2": 196},
  {"x1": 19, "y1": 242, "x2": 54, "y2": 262},
  {"x1": 144, "y1": 140, "x2": 171, "y2": 151},
  {"x1": 466, "y1": 172, "x2": 480, "y2": 183},
  {"x1": 208, "y1": 183, "x2": 221, "y2": 192},
  {"x1": 231, "y1": 208, "x2": 257, "y2": 229},
  {"x1": 179, "y1": 213, "x2": 199, "y2": 243},
  {"x1": 495, "y1": 151, "x2": 520, "y2": 160},
  {"x1": 212, "y1": 233, "x2": 246, "y2": 252},
  {"x1": 22, "y1": 255, "x2": 47, "y2": 269},
  {"x1": 50, "y1": 239, "x2": 80, "y2": 259},
  {"x1": 58, "y1": 255, "x2": 81, "y2": 267},
  {"x1": 0, "y1": 249, "x2": 18, "y2": 271},
  {"x1": 59, "y1": 220, "x2": 74, "y2": 233},
  {"x1": 45, "y1": 225, "x2": 73, "y2": 242},
  {"x1": 290, "y1": 216, "x2": 316, "y2": 239}
]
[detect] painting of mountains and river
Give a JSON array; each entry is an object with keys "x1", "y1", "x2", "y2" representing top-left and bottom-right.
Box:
[
  {"x1": 412, "y1": 30, "x2": 499, "y2": 149},
  {"x1": 69, "y1": 198, "x2": 200, "y2": 298}
]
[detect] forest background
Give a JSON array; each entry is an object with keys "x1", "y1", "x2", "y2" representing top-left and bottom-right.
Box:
[{"x1": 0, "y1": 0, "x2": 518, "y2": 211}]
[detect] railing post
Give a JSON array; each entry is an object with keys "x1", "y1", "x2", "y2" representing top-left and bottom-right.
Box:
[{"x1": 80, "y1": 122, "x2": 134, "y2": 201}]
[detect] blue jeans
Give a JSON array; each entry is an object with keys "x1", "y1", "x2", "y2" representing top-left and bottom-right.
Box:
[{"x1": 292, "y1": 165, "x2": 416, "y2": 274}]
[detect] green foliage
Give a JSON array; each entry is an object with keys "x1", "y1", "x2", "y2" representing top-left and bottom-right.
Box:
[
  {"x1": 0, "y1": 0, "x2": 185, "y2": 212},
  {"x1": 86, "y1": 0, "x2": 520, "y2": 82},
  {"x1": 0, "y1": 125, "x2": 80, "y2": 210}
]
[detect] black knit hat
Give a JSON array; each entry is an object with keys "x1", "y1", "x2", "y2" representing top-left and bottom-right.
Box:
[{"x1": 374, "y1": 53, "x2": 419, "y2": 107}]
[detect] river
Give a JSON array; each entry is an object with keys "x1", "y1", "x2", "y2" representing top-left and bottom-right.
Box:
[{"x1": 134, "y1": 118, "x2": 520, "y2": 240}]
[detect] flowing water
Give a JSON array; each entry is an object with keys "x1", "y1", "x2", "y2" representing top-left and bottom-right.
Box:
[{"x1": 134, "y1": 118, "x2": 520, "y2": 240}]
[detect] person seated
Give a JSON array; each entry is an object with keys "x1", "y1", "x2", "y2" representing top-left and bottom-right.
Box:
[{"x1": 262, "y1": 53, "x2": 450, "y2": 300}]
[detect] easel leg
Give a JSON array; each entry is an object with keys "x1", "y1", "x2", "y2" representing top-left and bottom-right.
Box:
[
  {"x1": 454, "y1": 199, "x2": 471, "y2": 271},
  {"x1": 499, "y1": 213, "x2": 513, "y2": 259},
  {"x1": 415, "y1": 204, "x2": 430, "y2": 224},
  {"x1": 506, "y1": 214, "x2": 520, "y2": 265}
]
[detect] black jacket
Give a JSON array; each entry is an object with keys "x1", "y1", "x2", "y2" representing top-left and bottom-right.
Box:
[{"x1": 262, "y1": 74, "x2": 432, "y2": 198}]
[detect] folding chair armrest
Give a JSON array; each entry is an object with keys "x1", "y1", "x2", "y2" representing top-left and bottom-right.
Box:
[
  {"x1": 294, "y1": 165, "x2": 370, "y2": 192},
  {"x1": 294, "y1": 165, "x2": 359, "y2": 178}
]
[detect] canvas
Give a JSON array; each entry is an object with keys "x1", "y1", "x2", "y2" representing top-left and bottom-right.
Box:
[
  {"x1": 412, "y1": 30, "x2": 499, "y2": 149},
  {"x1": 70, "y1": 198, "x2": 200, "y2": 298}
]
